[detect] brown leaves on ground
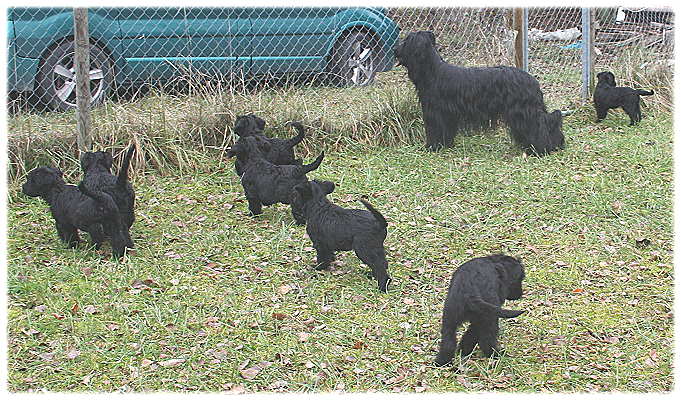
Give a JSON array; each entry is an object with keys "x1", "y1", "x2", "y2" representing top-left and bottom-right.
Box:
[{"x1": 240, "y1": 361, "x2": 272, "y2": 380}]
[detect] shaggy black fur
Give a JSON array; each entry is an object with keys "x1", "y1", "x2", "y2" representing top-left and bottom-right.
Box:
[
  {"x1": 593, "y1": 71, "x2": 654, "y2": 126},
  {"x1": 394, "y1": 31, "x2": 565, "y2": 156},
  {"x1": 22, "y1": 166, "x2": 127, "y2": 256},
  {"x1": 293, "y1": 180, "x2": 391, "y2": 293},
  {"x1": 228, "y1": 135, "x2": 323, "y2": 225},
  {"x1": 434, "y1": 254, "x2": 525, "y2": 366},
  {"x1": 79, "y1": 144, "x2": 136, "y2": 250},
  {"x1": 233, "y1": 114, "x2": 305, "y2": 175},
  {"x1": 234, "y1": 113, "x2": 266, "y2": 137}
]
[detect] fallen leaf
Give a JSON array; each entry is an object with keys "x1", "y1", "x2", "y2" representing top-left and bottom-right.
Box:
[
  {"x1": 66, "y1": 348, "x2": 81, "y2": 360},
  {"x1": 83, "y1": 305, "x2": 97, "y2": 314},
  {"x1": 22, "y1": 328, "x2": 39, "y2": 336},
  {"x1": 297, "y1": 332, "x2": 312, "y2": 342},
  {"x1": 159, "y1": 358, "x2": 186, "y2": 367},
  {"x1": 240, "y1": 361, "x2": 271, "y2": 380},
  {"x1": 278, "y1": 284, "x2": 292, "y2": 295}
]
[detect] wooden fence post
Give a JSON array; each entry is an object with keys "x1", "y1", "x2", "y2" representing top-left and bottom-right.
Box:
[
  {"x1": 512, "y1": 8, "x2": 528, "y2": 71},
  {"x1": 74, "y1": 8, "x2": 92, "y2": 152}
]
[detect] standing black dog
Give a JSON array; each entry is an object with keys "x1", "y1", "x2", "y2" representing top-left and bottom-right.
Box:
[
  {"x1": 394, "y1": 31, "x2": 564, "y2": 156},
  {"x1": 434, "y1": 254, "x2": 525, "y2": 366},
  {"x1": 233, "y1": 114, "x2": 306, "y2": 175},
  {"x1": 593, "y1": 71, "x2": 654, "y2": 126},
  {"x1": 293, "y1": 180, "x2": 391, "y2": 293},
  {"x1": 79, "y1": 143, "x2": 136, "y2": 250},
  {"x1": 228, "y1": 135, "x2": 323, "y2": 225},
  {"x1": 22, "y1": 166, "x2": 126, "y2": 256}
]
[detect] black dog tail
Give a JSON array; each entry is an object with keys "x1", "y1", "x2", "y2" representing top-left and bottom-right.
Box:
[
  {"x1": 116, "y1": 143, "x2": 136, "y2": 188},
  {"x1": 636, "y1": 89, "x2": 654, "y2": 96},
  {"x1": 470, "y1": 297, "x2": 525, "y2": 318},
  {"x1": 359, "y1": 198, "x2": 387, "y2": 228},
  {"x1": 300, "y1": 152, "x2": 324, "y2": 175},
  {"x1": 285, "y1": 121, "x2": 306, "y2": 147}
]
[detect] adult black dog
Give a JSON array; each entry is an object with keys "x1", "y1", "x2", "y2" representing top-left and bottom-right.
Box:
[
  {"x1": 22, "y1": 166, "x2": 127, "y2": 256},
  {"x1": 228, "y1": 135, "x2": 323, "y2": 225},
  {"x1": 233, "y1": 114, "x2": 306, "y2": 175},
  {"x1": 434, "y1": 254, "x2": 525, "y2": 366},
  {"x1": 394, "y1": 31, "x2": 564, "y2": 156},
  {"x1": 293, "y1": 180, "x2": 391, "y2": 293},
  {"x1": 593, "y1": 71, "x2": 654, "y2": 126},
  {"x1": 79, "y1": 144, "x2": 136, "y2": 250}
]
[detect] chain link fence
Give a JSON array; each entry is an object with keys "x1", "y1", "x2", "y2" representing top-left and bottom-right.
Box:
[{"x1": 7, "y1": 7, "x2": 674, "y2": 113}]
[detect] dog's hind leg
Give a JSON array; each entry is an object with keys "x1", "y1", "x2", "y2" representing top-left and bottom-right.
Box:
[
  {"x1": 434, "y1": 309, "x2": 460, "y2": 366},
  {"x1": 353, "y1": 241, "x2": 391, "y2": 292},
  {"x1": 622, "y1": 100, "x2": 641, "y2": 125},
  {"x1": 458, "y1": 323, "x2": 480, "y2": 357},
  {"x1": 476, "y1": 315, "x2": 501, "y2": 358}
]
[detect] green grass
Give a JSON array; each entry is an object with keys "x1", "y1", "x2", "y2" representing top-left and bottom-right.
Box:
[{"x1": 6, "y1": 102, "x2": 673, "y2": 392}]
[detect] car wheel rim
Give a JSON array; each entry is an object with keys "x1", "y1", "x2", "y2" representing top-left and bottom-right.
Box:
[
  {"x1": 51, "y1": 52, "x2": 106, "y2": 107},
  {"x1": 347, "y1": 41, "x2": 374, "y2": 85}
]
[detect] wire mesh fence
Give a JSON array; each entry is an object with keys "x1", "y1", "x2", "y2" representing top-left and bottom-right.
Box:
[{"x1": 7, "y1": 6, "x2": 674, "y2": 113}]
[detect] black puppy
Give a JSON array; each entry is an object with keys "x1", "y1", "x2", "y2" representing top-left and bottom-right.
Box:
[
  {"x1": 434, "y1": 254, "x2": 525, "y2": 366},
  {"x1": 228, "y1": 135, "x2": 323, "y2": 225},
  {"x1": 594, "y1": 71, "x2": 654, "y2": 126},
  {"x1": 79, "y1": 143, "x2": 136, "y2": 250},
  {"x1": 234, "y1": 113, "x2": 266, "y2": 137},
  {"x1": 293, "y1": 180, "x2": 391, "y2": 293},
  {"x1": 22, "y1": 166, "x2": 127, "y2": 256},
  {"x1": 233, "y1": 114, "x2": 306, "y2": 175}
]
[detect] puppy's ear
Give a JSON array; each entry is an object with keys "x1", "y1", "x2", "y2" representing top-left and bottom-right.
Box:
[
  {"x1": 234, "y1": 117, "x2": 248, "y2": 137},
  {"x1": 80, "y1": 152, "x2": 94, "y2": 171},
  {"x1": 607, "y1": 72, "x2": 616, "y2": 86},
  {"x1": 294, "y1": 182, "x2": 312, "y2": 200},
  {"x1": 319, "y1": 180, "x2": 335, "y2": 194},
  {"x1": 255, "y1": 116, "x2": 266, "y2": 131},
  {"x1": 101, "y1": 152, "x2": 113, "y2": 169},
  {"x1": 426, "y1": 31, "x2": 436, "y2": 45}
]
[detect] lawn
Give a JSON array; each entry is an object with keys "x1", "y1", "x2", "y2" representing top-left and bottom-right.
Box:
[{"x1": 5, "y1": 98, "x2": 673, "y2": 392}]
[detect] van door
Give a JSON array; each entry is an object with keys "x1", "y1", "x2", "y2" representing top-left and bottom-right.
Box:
[{"x1": 183, "y1": 7, "x2": 251, "y2": 80}]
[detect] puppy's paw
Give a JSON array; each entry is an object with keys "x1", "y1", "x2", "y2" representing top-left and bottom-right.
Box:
[{"x1": 314, "y1": 264, "x2": 330, "y2": 271}]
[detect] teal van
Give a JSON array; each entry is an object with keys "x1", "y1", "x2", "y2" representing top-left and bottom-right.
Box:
[{"x1": 7, "y1": 7, "x2": 399, "y2": 111}]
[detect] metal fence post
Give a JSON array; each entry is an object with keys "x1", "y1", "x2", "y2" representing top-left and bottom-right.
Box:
[
  {"x1": 581, "y1": 7, "x2": 594, "y2": 102},
  {"x1": 74, "y1": 8, "x2": 92, "y2": 152}
]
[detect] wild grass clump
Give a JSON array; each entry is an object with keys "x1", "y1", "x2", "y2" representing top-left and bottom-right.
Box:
[{"x1": 7, "y1": 75, "x2": 424, "y2": 187}]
